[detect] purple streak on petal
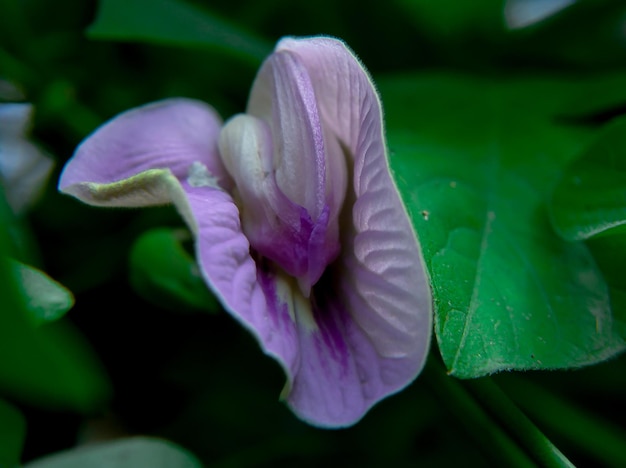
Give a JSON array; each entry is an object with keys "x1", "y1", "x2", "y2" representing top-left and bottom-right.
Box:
[
  {"x1": 249, "y1": 202, "x2": 338, "y2": 295},
  {"x1": 59, "y1": 98, "x2": 231, "y2": 194},
  {"x1": 282, "y1": 271, "x2": 425, "y2": 427}
]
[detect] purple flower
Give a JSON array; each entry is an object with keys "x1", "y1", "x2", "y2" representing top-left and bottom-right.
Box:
[
  {"x1": 59, "y1": 37, "x2": 432, "y2": 427},
  {"x1": 0, "y1": 103, "x2": 54, "y2": 215}
]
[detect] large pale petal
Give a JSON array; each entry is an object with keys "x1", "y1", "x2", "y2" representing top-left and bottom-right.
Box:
[
  {"x1": 247, "y1": 51, "x2": 329, "y2": 218},
  {"x1": 276, "y1": 38, "x2": 432, "y2": 366},
  {"x1": 59, "y1": 98, "x2": 230, "y2": 206}
]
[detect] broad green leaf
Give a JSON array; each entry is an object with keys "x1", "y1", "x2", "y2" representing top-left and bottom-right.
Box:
[
  {"x1": 379, "y1": 73, "x2": 625, "y2": 377},
  {"x1": 88, "y1": 0, "x2": 272, "y2": 65},
  {"x1": 9, "y1": 259, "x2": 74, "y2": 325},
  {"x1": 0, "y1": 194, "x2": 110, "y2": 411},
  {"x1": 24, "y1": 437, "x2": 203, "y2": 468},
  {"x1": 550, "y1": 116, "x2": 626, "y2": 241},
  {"x1": 0, "y1": 398, "x2": 25, "y2": 467},
  {"x1": 129, "y1": 228, "x2": 219, "y2": 314}
]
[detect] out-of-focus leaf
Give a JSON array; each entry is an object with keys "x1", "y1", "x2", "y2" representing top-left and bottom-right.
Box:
[
  {"x1": 88, "y1": 0, "x2": 272, "y2": 65},
  {"x1": 24, "y1": 437, "x2": 203, "y2": 468},
  {"x1": 587, "y1": 234, "x2": 626, "y2": 339},
  {"x1": 509, "y1": 0, "x2": 626, "y2": 69},
  {"x1": 550, "y1": 116, "x2": 626, "y2": 241},
  {"x1": 9, "y1": 259, "x2": 74, "y2": 325},
  {"x1": 129, "y1": 228, "x2": 219, "y2": 314},
  {"x1": 379, "y1": 73, "x2": 625, "y2": 377},
  {"x1": 0, "y1": 398, "x2": 25, "y2": 468},
  {"x1": 556, "y1": 73, "x2": 626, "y2": 122},
  {"x1": 394, "y1": 0, "x2": 504, "y2": 35},
  {"x1": 0, "y1": 193, "x2": 110, "y2": 412}
]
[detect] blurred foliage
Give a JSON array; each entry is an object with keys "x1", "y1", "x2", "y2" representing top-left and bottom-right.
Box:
[
  {"x1": 1, "y1": 0, "x2": 626, "y2": 466},
  {"x1": 0, "y1": 397, "x2": 26, "y2": 467},
  {"x1": 128, "y1": 228, "x2": 220, "y2": 314},
  {"x1": 88, "y1": 0, "x2": 272, "y2": 65},
  {"x1": 0, "y1": 196, "x2": 111, "y2": 414},
  {"x1": 8, "y1": 259, "x2": 75, "y2": 325},
  {"x1": 24, "y1": 437, "x2": 202, "y2": 468}
]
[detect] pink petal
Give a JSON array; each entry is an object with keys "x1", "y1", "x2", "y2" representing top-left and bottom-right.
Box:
[
  {"x1": 59, "y1": 98, "x2": 231, "y2": 204},
  {"x1": 270, "y1": 37, "x2": 433, "y2": 421},
  {"x1": 183, "y1": 183, "x2": 300, "y2": 381},
  {"x1": 247, "y1": 49, "x2": 340, "y2": 220},
  {"x1": 57, "y1": 97, "x2": 302, "y2": 410},
  {"x1": 58, "y1": 39, "x2": 432, "y2": 428},
  {"x1": 226, "y1": 48, "x2": 353, "y2": 292}
]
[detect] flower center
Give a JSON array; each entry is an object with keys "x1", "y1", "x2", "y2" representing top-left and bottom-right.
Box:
[{"x1": 218, "y1": 114, "x2": 346, "y2": 296}]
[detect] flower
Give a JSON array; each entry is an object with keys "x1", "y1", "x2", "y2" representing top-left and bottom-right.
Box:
[
  {"x1": 59, "y1": 36, "x2": 432, "y2": 427},
  {"x1": 0, "y1": 102, "x2": 54, "y2": 215}
]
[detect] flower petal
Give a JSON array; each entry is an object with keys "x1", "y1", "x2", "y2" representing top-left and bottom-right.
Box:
[
  {"x1": 247, "y1": 50, "x2": 342, "y2": 220},
  {"x1": 244, "y1": 38, "x2": 432, "y2": 425},
  {"x1": 58, "y1": 98, "x2": 302, "y2": 411},
  {"x1": 278, "y1": 37, "x2": 432, "y2": 356},
  {"x1": 0, "y1": 104, "x2": 54, "y2": 214},
  {"x1": 59, "y1": 98, "x2": 230, "y2": 206},
  {"x1": 219, "y1": 113, "x2": 339, "y2": 293},
  {"x1": 256, "y1": 265, "x2": 427, "y2": 427},
  {"x1": 183, "y1": 183, "x2": 300, "y2": 381},
  {"x1": 243, "y1": 43, "x2": 357, "y2": 293}
]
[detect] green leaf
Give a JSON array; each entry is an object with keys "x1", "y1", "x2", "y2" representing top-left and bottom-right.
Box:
[
  {"x1": 587, "y1": 234, "x2": 626, "y2": 340},
  {"x1": 0, "y1": 398, "x2": 26, "y2": 468},
  {"x1": 8, "y1": 259, "x2": 74, "y2": 325},
  {"x1": 24, "y1": 437, "x2": 203, "y2": 468},
  {"x1": 550, "y1": 116, "x2": 626, "y2": 241},
  {"x1": 88, "y1": 0, "x2": 272, "y2": 65},
  {"x1": 379, "y1": 73, "x2": 625, "y2": 377},
  {"x1": 129, "y1": 228, "x2": 220, "y2": 314}
]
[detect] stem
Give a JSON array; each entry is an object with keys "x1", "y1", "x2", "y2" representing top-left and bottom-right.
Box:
[
  {"x1": 498, "y1": 375, "x2": 626, "y2": 467},
  {"x1": 463, "y1": 377, "x2": 574, "y2": 468},
  {"x1": 422, "y1": 359, "x2": 536, "y2": 467}
]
